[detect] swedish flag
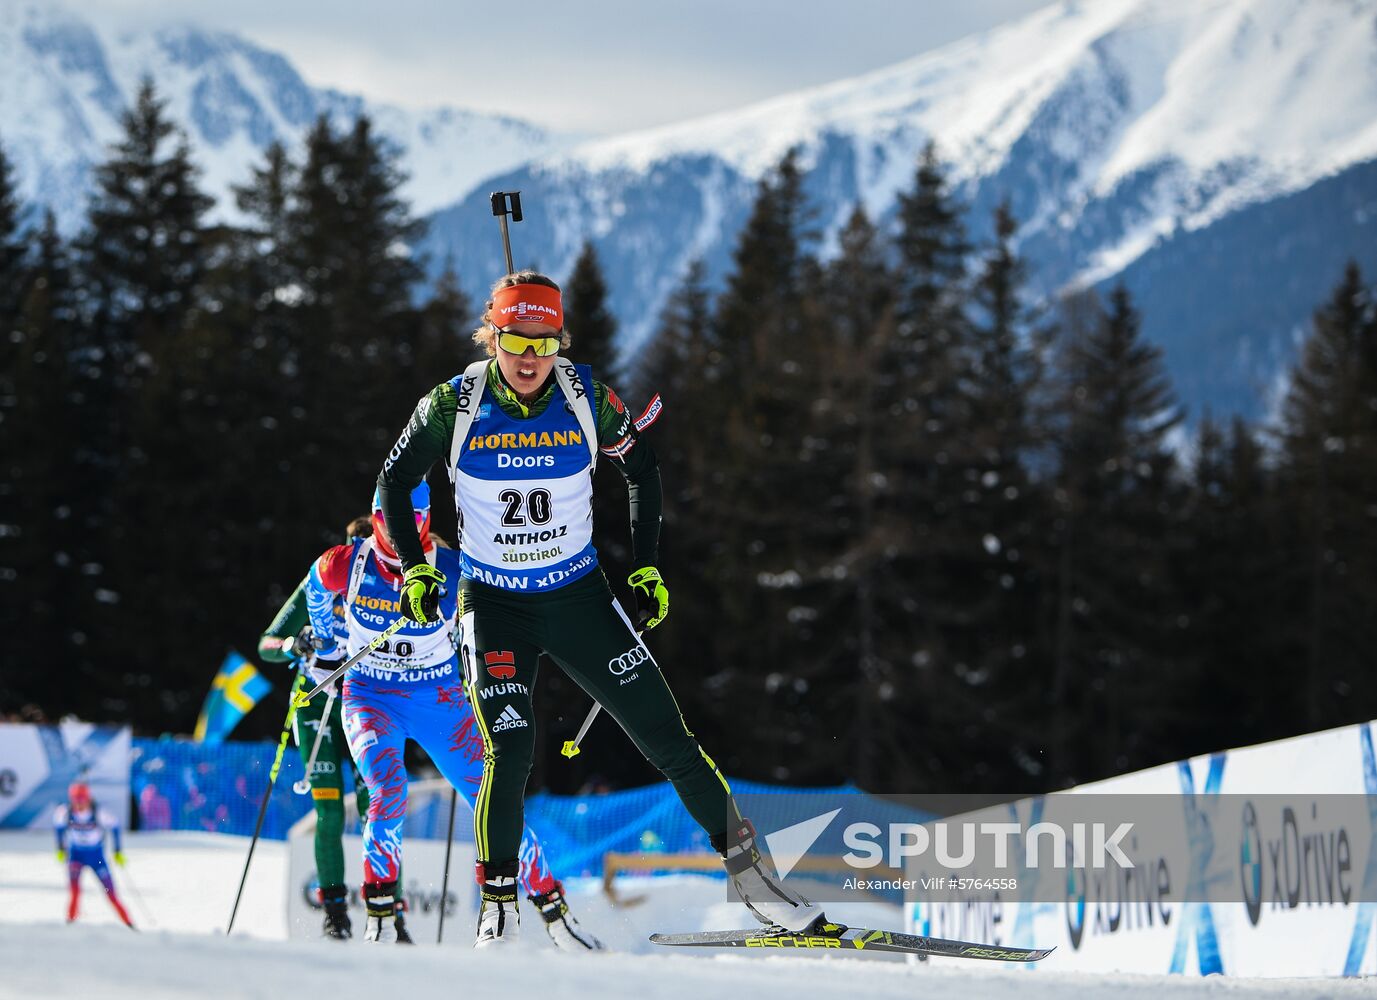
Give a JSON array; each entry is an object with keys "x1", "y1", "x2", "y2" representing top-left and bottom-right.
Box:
[{"x1": 194, "y1": 652, "x2": 273, "y2": 745}]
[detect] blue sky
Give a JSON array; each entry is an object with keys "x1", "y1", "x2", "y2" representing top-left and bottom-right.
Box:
[{"x1": 87, "y1": 0, "x2": 1051, "y2": 135}]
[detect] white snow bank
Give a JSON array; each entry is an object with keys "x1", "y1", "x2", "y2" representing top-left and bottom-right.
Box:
[{"x1": 3, "y1": 831, "x2": 1372, "y2": 998}]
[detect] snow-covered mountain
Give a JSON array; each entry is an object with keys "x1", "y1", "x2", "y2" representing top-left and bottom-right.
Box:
[
  {"x1": 0, "y1": 0, "x2": 571, "y2": 233},
  {"x1": 420, "y1": 0, "x2": 1377, "y2": 418},
  {"x1": 5, "y1": 0, "x2": 1375, "y2": 417}
]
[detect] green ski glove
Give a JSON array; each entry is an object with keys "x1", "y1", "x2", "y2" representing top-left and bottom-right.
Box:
[
  {"x1": 628, "y1": 567, "x2": 669, "y2": 630},
  {"x1": 400, "y1": 564, "x2": 446, "y2": 624}
]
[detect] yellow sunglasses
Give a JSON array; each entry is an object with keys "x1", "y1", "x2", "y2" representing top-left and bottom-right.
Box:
[{"x1": 494, "y1": 327, "x2": 561, "y2": 357}]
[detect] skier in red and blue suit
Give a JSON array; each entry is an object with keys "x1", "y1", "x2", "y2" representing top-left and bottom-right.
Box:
[
  {"x1": 303, "y1": 481, "x2": 599, "y2": 948},
  {"x1": 54, "y1": 781, "x2": 133, "y2": 928}
]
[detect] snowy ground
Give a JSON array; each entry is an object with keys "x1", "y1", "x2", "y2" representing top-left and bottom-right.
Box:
[{"x1": 2, "y1": 830, "x2": 1371, "y2": 999}]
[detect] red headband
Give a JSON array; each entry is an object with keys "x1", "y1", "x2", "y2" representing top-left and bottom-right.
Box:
[{"x1": 492, "y1": 283, "x2": 563, "y2": 329}]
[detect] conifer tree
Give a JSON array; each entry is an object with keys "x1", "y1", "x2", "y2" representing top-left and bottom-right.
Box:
[
  {"x1": 1044, "y1": 285, "x2": 1183, "y2": 784},
  {"x1": 636, "y1": 258, "x2": 721, "y2": 532},
  {"x1": 559, "y1": 241, "x2": 636, "y2": 576},
  {"x1": 0, "y1": 211, "x2": 83, "y2": 715},
  {"x1": 0, "y1": 140, "x2": 25, "y2": 333},
  {"x1": 223, "y1": 139, "x2": 299, "y2": 388},
  {"x1": 200, "y1": 141, "x2": 311, "y2": 600},
  {"x1": 417, "y1": 260, "x2": 478, "y2": 372},
  {"x1": 1278, "y1": 262, "x2": 1377, "y2": 728},
  {"x1": 235, "y1": 141, "x2": 295, "y2": 255},
  {"x1": 413, "y1": 260, "x2": 476, "y2": 543},
  {"x1": 715, "y1": 149, "x2": 811, "y2": 390},
  {"x1": 952, "y1": 201, "x2": 1048, "y2": 789},
  {"x1": 290, "y1": 116, "x2": 423, "y2": 325},
  {"x1": 1176, "y1": 415, "x2": 1283, "y2": 754},
  {"x1": 79, "y1": 78, "x2": 214, "y2": 366},
  {"x1": 867, "y1": 143, "x2": 978, "y2": 788},
  {"x1": 0, "y1": 139, "x2": 31, "y2": 470},
  {"x1": 635, "y1": 259, "x2": 713, "y2": 410},
  {"x1": 65, "y1": 79, "x2": 214, "y2": 723},
  {"x1": 705, "y1": 148, "x2": 836, "y2": 777},
  {"x1": 621, "y1": 260, "x2": 733, "y2": 761},
  {"x1": 563, "y1": 241, "x2": 620, "y2": 383},
  {"x1": 814, "y1": 204, "x2": 904, "y2": 787},
  {"x1": 285, "y1": 114, "x2": 427, "y2": 535},
  {"x1": 74, "y1": 77, "x2": 215, "y2": 491}
]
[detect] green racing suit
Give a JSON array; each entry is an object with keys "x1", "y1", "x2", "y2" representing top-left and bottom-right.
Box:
[{"x1": 259, "y1": 578, "x2": 371, "y2": 893}]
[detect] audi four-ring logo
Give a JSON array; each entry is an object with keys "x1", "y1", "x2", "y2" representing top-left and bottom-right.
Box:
[{"x1": 608, "y1": 647, "x2": 648, "y2": 676}]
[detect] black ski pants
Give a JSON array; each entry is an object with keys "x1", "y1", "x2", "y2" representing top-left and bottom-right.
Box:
[{"x1": 459, "y1": 570, "x2": 737, "y2": 865}]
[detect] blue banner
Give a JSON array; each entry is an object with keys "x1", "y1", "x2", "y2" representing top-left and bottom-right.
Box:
[
  {"x1": 129, "y1": 735, "x2": 887, "y2": 879},
  {"x1": 132, "y1": 736, "x2": 313, "y2": 841}
]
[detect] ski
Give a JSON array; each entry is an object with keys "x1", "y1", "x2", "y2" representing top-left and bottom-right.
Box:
[{"x1": 649, "y1": 923, "x2": 1054, "y2": 962}]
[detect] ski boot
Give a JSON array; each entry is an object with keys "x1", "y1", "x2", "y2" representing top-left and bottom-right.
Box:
[
  {"x1": 474, "y1": 860, "x2": 519, "y2": 948},
  {"x1": 529, "y1": 881, "x2": 604, "y2": 951},
  {"x1": 394, "y1": 899, "x2": 413, "y2": 944},
  {"x1": 362, "y1": 880, "x2": 409, "y2": 943},
  {"x1": 713, "y1": 819, "x2": 828, "y2": 933},
  {"x1": 321, "y1": 885, "x2": 352, "y2": 940}
]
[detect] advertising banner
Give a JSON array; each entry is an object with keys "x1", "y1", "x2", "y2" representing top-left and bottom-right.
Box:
[
  {"x1": 0, "y1": 721, "x2": 132, "y2": 830},
  {"x1": 904, "y1": 721, "x2": 1377, "y2": 977}
]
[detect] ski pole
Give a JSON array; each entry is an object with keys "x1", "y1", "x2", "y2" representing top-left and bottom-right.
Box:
[
  {"x1": 561, "y1": 701, "x2": 601, "y2": 759},
  {"x1": 117, "y1": 860, "x2": 157, "y2": 928},
  {"x1": 292, "y1": 682, "x2": 336, "y2": 795},
  {"x1": 562, "y1": 630, "x2": 644, "y2": 759},
  {"x1": 436, "y1": 787, "x2": 458, "y2": 944},
  {"x1": 490, "y1": 191, "x2": 522, "y2": 275},
  {"x1": 293, "y1": 617, "x2": 407, "y2": 708},
  {"x1": 227, "y1": 674, "x2": 303, "y2": 935}
]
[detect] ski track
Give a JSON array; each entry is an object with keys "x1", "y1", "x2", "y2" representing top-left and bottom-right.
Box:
[{"x1": 1, "y1": 831, "x2": 1371, "y2": 999}]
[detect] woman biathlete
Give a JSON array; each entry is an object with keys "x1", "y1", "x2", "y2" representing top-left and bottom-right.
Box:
[{"x1": 377, "y1": 271, "x2": 824, "y2": 946}]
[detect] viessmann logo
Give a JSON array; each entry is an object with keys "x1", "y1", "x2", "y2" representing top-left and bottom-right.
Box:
[{"x1": 498, "y1": 301, "x2": 560, "y2": 320}]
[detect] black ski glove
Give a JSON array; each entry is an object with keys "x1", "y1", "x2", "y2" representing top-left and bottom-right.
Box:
[{"x1": 288, "y1": 625, "x2": 342, "y2": 660}]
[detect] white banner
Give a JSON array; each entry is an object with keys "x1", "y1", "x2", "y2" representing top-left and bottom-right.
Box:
[
  {"x1": 907, "y1": 720, "x2": 1377, "y2": 977},
  {"x1": 287, "y1": 824, "x2": 476, "y2": 942},
  {"x1": 0, "y1": 721, "x2": 131, "y2": 830}
]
